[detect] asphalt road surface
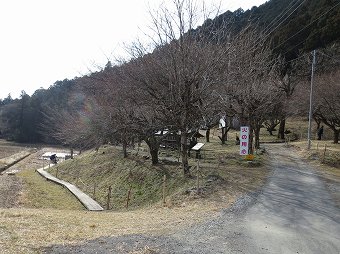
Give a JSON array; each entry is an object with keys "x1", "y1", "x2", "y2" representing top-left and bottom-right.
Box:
[{"x1": 45, "y1": 144, "x2": 340, "y2": 254}]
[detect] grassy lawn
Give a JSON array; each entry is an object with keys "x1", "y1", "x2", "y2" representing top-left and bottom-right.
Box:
[
  {"x1": 18, "y1": 169, "x2": 84, "y2": 210},
  {"x1": 0, "y1": 202, "x2": 218, "y2": 254},
  {"x1": 46, "y1": 131, "x2": 269, "y2": 211},
  {"x1": 0, "y1": 132, "x2": 271, "y2": 253}
]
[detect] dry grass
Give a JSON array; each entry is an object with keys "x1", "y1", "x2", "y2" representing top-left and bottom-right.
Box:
[
  {"x1": 0, "y1": 140, "x2": 32, "y2": 159},
  {"x1": 46, "y1": 131, "x2": 269, "y2": 211},
  {"x1": 0, "y1": 151, "x2": 32, "y2": 171},
  {"x1": 18, "y1": 168, "x2": 84, "y2": 210},
  {"x1": 293, "y1": 140, "x2": 340, "y2": 170},
  {"x1": 0, "y1": 133, "x2": 270, "y2": 253},
  {"x1": 255, "y1": 117, "x2": 334, "y2": 143},
  {"x1": 0, "y1": 202, "x2": 219, "y2": 253}
]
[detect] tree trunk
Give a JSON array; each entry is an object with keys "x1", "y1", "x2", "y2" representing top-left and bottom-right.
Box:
[
  {"x1": 313, "y1": 116, "x2": 321, "y2": 131},
  {"x1": 248, "y1": 126, "x2": 254, "y2": 154},
  {"x1": 150, "y1": 149, "x2": 159, "y2": 165},
  {"x1": 278, "y1": 118, "x2": 285, "y2": 139},
  {"x1": 255, "y1": 126, "x2": 260, "y2": 149},
  {"x1": 219, "y1": 127, "x2": 228, "y2": 144},
  {"x1": 206, "y1": 128, "x2": 210, "y2": 143},
  {"x1": 180, "y1": 131, "x2": 190, "y2": 176},
  {"x1": 333, "y1": 129, "x2": 339, "y2": 144},
  {"x1": 122, "y1": 140, "x2": 128, "y2": 158},
  {"x1": 221, "y1": 127, "x2": 226, "y2": 144},
  {"x1": 145, "y1": 137, "x2": 159, "y2": 165}
]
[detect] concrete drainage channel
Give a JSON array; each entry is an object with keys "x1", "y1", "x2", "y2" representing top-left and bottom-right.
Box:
[{"x1": 0, "y1": 150, "x2": 33, "y2": 174}]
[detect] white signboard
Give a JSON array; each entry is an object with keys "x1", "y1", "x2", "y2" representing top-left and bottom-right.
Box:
[{"x1": 240, "y1": 126, "x2": 249, "y2": 155}]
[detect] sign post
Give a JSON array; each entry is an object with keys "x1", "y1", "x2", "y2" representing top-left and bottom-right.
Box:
[{"x1": 240, "y1": 126, "x2": 249, "y2": 155}]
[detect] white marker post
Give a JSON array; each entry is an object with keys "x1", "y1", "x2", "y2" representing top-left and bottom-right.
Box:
[{"x1": 240, "y1": 126, "x2": 249, "y2": 155}]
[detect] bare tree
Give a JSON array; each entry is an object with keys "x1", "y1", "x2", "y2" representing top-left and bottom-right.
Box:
[
  {"x1": 313, "y1": 70, "x2": 340, "y2": 143},
  {"x1": 273, "y1": 55, "x2": 310, "y2": 139},
  {"x1": 79, "y1": 66, "x2": 139, "y2": 158},
  {"x1": 218, "y1": 29, "x2": 281, "y2": 151},
  {"x1": 126, "y1": 0, "x2": 227, "y2": 176},
  {"x1": 41, "y1": 103, "x2": 103, "y2": 152}
]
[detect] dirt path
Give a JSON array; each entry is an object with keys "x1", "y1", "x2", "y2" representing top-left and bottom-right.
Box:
[
  {"x1": 44, "y1": 144, "x2": 340, "y2": 254},
  {"x1": 0, "y1": 150, "x2": 42, "y2": 208},
  {"x1": 0, "y1": 148, "x2": 67, "y2": 208},
  {"x1": 0, "y1": 174, "x2": 22, "y2": 208}
]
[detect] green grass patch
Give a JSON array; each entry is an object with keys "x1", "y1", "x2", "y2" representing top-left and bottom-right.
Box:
[
  {"x1": 18, "y1": 169, "x2": 84, "y2": 210},
  {"x1": 47, "y1": 132, "x2": 269, "y2": 211},
  {"x1": 47, "y1": 147, "x2": 193, "y2": 210}
]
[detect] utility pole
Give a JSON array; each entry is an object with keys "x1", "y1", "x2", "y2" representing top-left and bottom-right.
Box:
[{"x1": 307, "y1": 50, "x2": 316, "y2": 150}]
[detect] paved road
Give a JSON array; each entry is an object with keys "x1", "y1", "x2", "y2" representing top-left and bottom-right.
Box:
[
  {"x1": 44, "y1": 144, "x2": 340, "y2": 254},
  {"x1": 222, "y1": 144, "x2": 340, "y2": 253}
]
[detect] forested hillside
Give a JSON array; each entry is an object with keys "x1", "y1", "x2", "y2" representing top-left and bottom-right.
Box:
[
  {"x1": 0, "y1": 0, "x2": 339, "y2": 158},
  {"x1": 0, "y1": 79, "x2": 81, "y2": 143},
  {"x1": 200, "y1": 0, "x2": 340, "y2": 59}
]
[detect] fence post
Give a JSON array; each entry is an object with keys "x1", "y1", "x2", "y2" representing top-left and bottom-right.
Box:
[
  {"x1": 93, "y1": 182, "x2": 96, "y2": 199},
  {"x1": 322, "y1": 144, "x2": 327, "y2": 163},
  {"x1": 106, "y1": 186, "x2": 112, "y2": 210},
  {"x1": 162, "y1": 175, "x2": 167, "y2": 205},
  {"x1": 126, "y1": 186, "x2": 132, "y2": 209},
  {"x1": 197, "y1": 159, "x2": 200, "y2": 194}
]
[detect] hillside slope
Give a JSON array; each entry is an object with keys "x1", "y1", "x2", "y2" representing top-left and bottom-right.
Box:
[
  {"x1": 47, "y1": 137, "x2": 270, "y2": 211},
  {"x1": 202, "y1": 0, "x2": 340, "y2": 59}
]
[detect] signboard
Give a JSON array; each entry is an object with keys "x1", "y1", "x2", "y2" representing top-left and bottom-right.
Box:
[{"x1": 240, "y1": 126, "x2": 249, "y2": 155}]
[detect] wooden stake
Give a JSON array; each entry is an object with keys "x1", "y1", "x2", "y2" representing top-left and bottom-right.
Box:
[
  {"x1": 106, "y1": 186, "x2": 112, "y2": 210},
  {"x1": 317, "y1": 143, "x2": 319, "y2": 152},
  {"x1": 162, "y1": 175, "x2": 167, "y2": 205},
  {"x1": 197, "y1": 159, "x2": 200, "y2": 194},
  {"x1": 55, "y1": 168, "x2": 58, "y2": 178},
  {"x1": 126, "y1": 186, "x2": 132, "y2": 209},
  {"x1": 93, "y1": 182, "x2": 96, "y2": 199},
  {"x1": 178, "y1": 145, "x2": 181, "y2": 162},
  {"x1": 322, "y1": 144, "x2": 327, "y2": 162}
]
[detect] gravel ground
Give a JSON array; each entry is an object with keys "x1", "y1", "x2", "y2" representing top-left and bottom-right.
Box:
[
  {"x1": 43, "y1": 144, "x2": 340, "y2": 254},
  {"x1": 0, "y1": 174, "x2": 22, "y2": 208},
  {"x1": 43, "y1": 193, "x2": 258, "y2": 254}
]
